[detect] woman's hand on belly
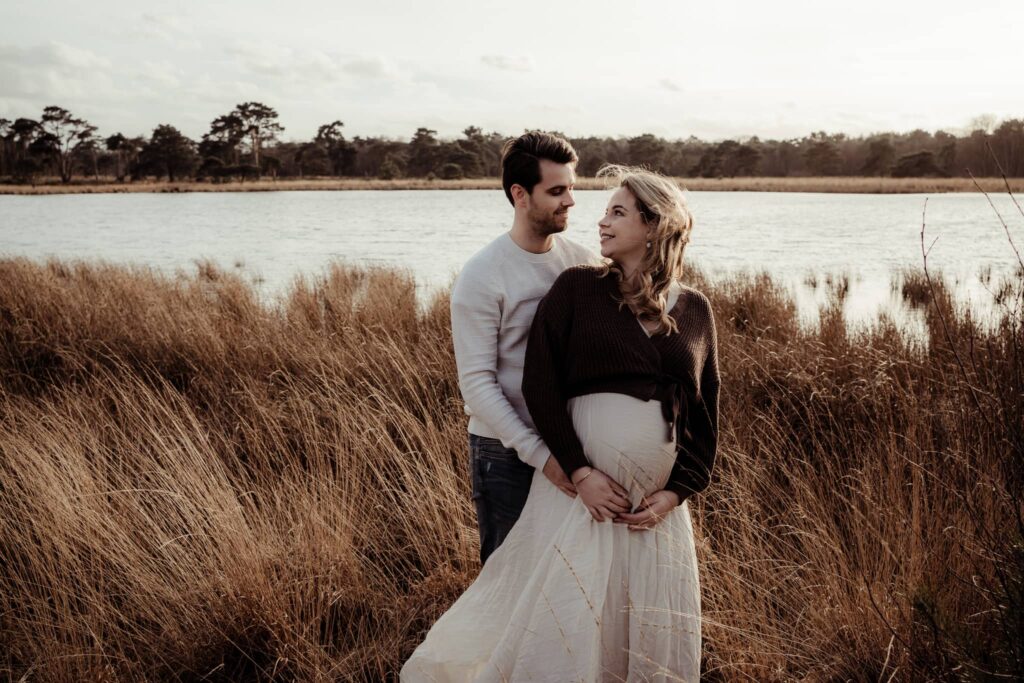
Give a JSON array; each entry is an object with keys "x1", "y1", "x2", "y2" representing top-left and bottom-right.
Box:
[
  {"x1": 614, "y1": 490, "x2": 681, "y2": 530},
  {"x1": 572, "y1": 467, "x2": 631, "y2": 522}
]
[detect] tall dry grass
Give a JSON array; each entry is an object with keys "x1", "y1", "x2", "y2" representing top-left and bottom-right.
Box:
[{"x1": 0, "y1": 246, "x2": 1021, "y2": 680}]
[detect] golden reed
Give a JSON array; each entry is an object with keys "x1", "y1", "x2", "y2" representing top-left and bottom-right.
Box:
[{"x1": 0, "y1": 255, "x2": 1020, "y2": 680}]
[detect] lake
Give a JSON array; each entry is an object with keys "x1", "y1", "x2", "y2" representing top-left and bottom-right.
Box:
[{"x1": 1, "y1": 189, "x2": 1020, "y2": 333}]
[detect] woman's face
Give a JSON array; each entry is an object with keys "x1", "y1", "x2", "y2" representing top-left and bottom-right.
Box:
[{"x1": 598, "y1": 186, "x2": 650, "y2": 263}]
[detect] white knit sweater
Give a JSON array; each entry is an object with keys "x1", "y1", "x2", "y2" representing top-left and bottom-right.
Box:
[{"x1": 450, "y1": 231, "x2": 599, "y2": 468}]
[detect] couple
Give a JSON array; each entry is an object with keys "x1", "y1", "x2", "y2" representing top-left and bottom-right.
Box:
[{"x1": 402, "y1": 132, "x2": 721, "y2": 682}]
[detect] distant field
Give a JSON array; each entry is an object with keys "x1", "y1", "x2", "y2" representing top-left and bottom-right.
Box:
[{"x1": 2, "y1": 175, "x2": 1022, "y2": 195}]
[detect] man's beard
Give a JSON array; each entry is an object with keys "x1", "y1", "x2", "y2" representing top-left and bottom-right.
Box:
[{"x1": 528, "y1": 206, "x2": 568, "y2": 236}]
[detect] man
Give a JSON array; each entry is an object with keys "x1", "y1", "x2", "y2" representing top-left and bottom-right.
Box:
[{"x1": 450, "y1": 131, "x2": 600, "y2": 565}]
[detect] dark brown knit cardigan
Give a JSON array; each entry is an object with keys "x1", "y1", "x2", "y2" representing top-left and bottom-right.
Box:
[{"x1": 522, "y1": 265, "x2": 721, "y2": 503}]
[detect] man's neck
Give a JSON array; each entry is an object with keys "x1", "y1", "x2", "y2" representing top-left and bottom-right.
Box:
[{"x1": 508, "y1": 221, "x2": 555, "y2": 254}]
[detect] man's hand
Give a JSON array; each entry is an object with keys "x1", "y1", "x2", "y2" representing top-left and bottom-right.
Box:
[
  {"x1": 613, "y1": 490, "x2": 680, "y2": 530},
  {"x1": 573, "y1": 467, "x2": 630, "y2": 522},
  {"x1": 542, "y1": 456, "x2": 577, "y2": 498}
]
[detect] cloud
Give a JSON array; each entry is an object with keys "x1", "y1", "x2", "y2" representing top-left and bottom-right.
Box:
[
  {"x1": 481, "y1": 55, "x2": 534, "y2": 72},
  {"x1": 139, "y1": 12, "x2": 201, "y2": 50},
  {"x1": 225, "y1": 43, "x2": 400, "y2": 85},
  {"x1": 341, "y1": 57, "x2": 396, "y2": 79},
  {"x1": 659, "y1": 78, "x2": 683, "y2": 92},
  {"x1": 0, "y1": 42, "x2": 117, "y2": 101},
  {"x1": 136, "y1": 60, "x2": 183, "y2": 90},
  {"x1": 225, "y1": 42, "x2": 295, "y2": 77},
  {"x1": 0, "y1": 42, "x2": 110, "y2": 71}
]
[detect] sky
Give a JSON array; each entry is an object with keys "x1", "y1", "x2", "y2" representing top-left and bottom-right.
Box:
[{"x1": 1, "y1": 0, "x2": 1022, "y2": 143}]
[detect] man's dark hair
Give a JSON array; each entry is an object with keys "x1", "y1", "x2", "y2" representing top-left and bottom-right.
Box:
[{"x1": 500, "y1": 131, "x2": 578, "y2": 206}]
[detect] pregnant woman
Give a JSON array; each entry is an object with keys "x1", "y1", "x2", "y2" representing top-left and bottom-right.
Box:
[{"x1": 402, "y1": 165, "x2": 720, "y2": 682}]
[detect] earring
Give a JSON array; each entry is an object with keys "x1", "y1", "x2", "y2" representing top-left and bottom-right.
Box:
[{"x1": 646, "y1": 240, "x2": 652, "y2": 249}]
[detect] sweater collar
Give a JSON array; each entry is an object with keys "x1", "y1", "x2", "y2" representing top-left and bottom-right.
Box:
[{"x1": 501, "y1": 232, "x2": 567, "y2": 264}]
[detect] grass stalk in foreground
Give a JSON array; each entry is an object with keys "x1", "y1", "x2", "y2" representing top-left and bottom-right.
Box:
[{"x1": 0, "y1": 255, "x2": 1021, "y2": 681}]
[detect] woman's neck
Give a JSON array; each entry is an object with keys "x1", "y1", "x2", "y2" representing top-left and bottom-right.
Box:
[{"x1": 615, "y1": 255, "x2": 643, "y2": 281}]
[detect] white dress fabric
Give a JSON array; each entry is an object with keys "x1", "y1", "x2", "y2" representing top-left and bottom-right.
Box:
[{"x1": 401, "y1": 382, "x2": 703, "y2": 681}]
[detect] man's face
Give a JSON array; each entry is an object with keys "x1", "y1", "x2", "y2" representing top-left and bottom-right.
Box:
[{"x1": 524, "y1": 158, "x2": 576, "y2": 236}]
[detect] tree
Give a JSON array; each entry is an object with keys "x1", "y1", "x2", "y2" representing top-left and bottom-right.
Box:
[
  {"x1": 763, "y1": 139, "x2": 799, "y2": 176},
  {"x1": 233, "y1": 102, "x2": 283, "y2": 178},
  {"x1": 200, "y1": 113, "x2": 244, "y2": 167},
  {"x1": 104, "y1": 133, "x2": 143, "y2": 182},
  {"x1": 570, "y1": 136, "x2": 616, "y2": 176},
  {"x1": 13, "y1": 156, "x2": 43, "y2": 185},
  {"x1": 103, "y1": 134, "x2": 146, "y2": 181},
  {"x1": 860, "y1": 137, "x2": 894, "y2": 176},
  {"x1": 261, "y1": 154, "x2": 282, "y2": 179},
  {"x1": 9, "y1": 118, "x2": 41, "y2": 175},
  {"x1": 969, "y1": 114, "x2": 997, "y2": 135},
  {"x1": 934, "y1": 131, "x2": 957, "y2": 176},
  {"x1": 992, "y1": 119, "x2": 1024, "y2": 176},
  {"x1": 803, "y1": 132, "x2": 841, "y2": 176},
  {"x1": 37, "y1": 106, "x2": 97, "y2": 183},
  {"x1": 378, "y1": 153, "x2": 404, "y2": 180},
  {"x1": 139, "y1": 125, "x2": 198, "y2": 181},
  {"x1": 351, "y1": 136, "x2": 407, "y2": 177},
  {"x1": 891, "y1": 151, "x2": 946, "y2": 178},
  {"x1": 627, "y1": 134, "x2": 668, "y2": 173},
  {"x1": 314, "y1": 120, "x2": 356, "y2": 176},
  {"x1": 958, "y1": 129, "x2": 997, "y2": 177},
  {"x1": 76, "y1": 136, "x2": 102, "y2": 179},
  {"x1": 690, "y1": 145, "x2": 723, "y2": 178},
  {"x1": 439, "y1": 162, "x2": 464, "y2": 179},
  {"x1": 295, "y1": 141, "x2": 330, "y2": 177},
  {"x1": 461, "y1": 126, "x2": 501, "y2": 176},
  {"x1": 407, "y1": 127, "x2": 439, "y2": 176},
  {"x1": 436, "y1": 141, "x2": 483, "y2": 177},
  {"x1": 106, "y1": 133, "x2": 127, "y2": 181},
  {"x1": 731, "y1": 143, "x2": 761, "y2": 176},
  {"x1": 689, "y1": 140, "x2": 759, "y2": 177},
  {"x1": 663, "y1": 136, "x2": 705, "y2": 177},
  {"x1": 0, "y1": 119, "x2": 11, "y2": 177}
]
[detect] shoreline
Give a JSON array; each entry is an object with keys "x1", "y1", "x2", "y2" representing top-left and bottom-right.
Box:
[{"x1": 2, "y1": 176, "x2": 1022, "y2": 195}]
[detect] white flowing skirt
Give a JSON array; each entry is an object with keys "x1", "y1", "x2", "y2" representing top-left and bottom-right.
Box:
[{"x1": 401, "y1": 393, "x2": 701, "y2": 682}]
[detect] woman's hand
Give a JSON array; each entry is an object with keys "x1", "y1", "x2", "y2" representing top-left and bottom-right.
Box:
[
  {"x1": 572, "y1": 467, "x2": 631, "y2": 522},
  {"x1": 614, "y1": 490, "x2": 680, "y2": 530}
]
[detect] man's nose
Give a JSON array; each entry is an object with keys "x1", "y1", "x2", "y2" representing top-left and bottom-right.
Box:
[{"x1": 563, "y1": 189, "x2": 576, "y2": 207}]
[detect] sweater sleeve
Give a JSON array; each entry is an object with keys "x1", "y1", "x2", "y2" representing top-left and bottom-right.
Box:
[
  {"x1": 522, "y1": 271, "x2": 591, "y2": 476},
  {"x1": 666, "y1": 296, "x2": 721, "y2": 503},
  {"x1": 450, "y1": 265, "x2": 553, "y2": 469}
]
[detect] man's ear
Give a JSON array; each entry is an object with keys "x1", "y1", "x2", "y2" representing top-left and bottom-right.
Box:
[{"x1": 510, "y1": 183, "x2": 528, "y2": 207}]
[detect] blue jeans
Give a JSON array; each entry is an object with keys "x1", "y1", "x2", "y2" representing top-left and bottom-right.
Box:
[{"x1": 468, "y1": 433, "x2": 535, "y2": 565}]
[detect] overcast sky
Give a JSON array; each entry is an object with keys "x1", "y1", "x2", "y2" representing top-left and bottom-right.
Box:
[{"x1": 1, "y1": 0, "x2": 1022, "y2": 143}]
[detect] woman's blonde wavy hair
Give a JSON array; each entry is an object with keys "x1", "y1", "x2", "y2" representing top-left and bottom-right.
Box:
[{"x1": 595, "y1": 164, "x2": 694, "y2": 335}]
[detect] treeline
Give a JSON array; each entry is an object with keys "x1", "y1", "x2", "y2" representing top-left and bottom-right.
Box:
[{"x1": 2, "y1": 103, "x2": 1023, "y2": 184}]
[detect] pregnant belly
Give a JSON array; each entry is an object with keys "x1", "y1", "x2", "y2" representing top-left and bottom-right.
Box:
[{"x1": 567, "y1": 392, "x2": 676, "y2": 508}]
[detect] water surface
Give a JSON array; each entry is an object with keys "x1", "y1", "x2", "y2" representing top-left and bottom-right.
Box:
[{"x1": 2, "y1": 189, "x2": 1020, "y2": 332}]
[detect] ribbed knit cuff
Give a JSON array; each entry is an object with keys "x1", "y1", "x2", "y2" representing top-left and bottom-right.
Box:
[
  {"x1": 664, "y1": 479, "x2": 698, "y2": 506},
  {"x1": 556, "y1": 446, "x2": 591, "y2": 479},
  {"x1": 519, "y1": 442, "x2": 552, "y2": 470}
]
